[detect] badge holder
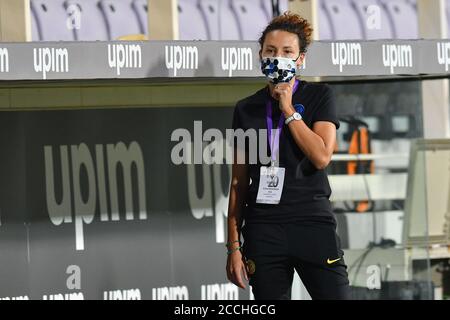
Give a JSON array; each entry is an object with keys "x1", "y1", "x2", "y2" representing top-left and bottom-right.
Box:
[{"x1": 255, "y1": 80, "x2": 299, "y2": 205}]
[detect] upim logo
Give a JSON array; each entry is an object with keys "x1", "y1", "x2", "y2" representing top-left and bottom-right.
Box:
[
  {"x1": 152, "y1": 286, "x2": 189, "y2": 300},
  {"x1": 103, "y1": 288, "x2": 141, "y2": 300},
  {"x1": 201, "y1": 283, "x2": 238, "y2": 300},
  {"x1": 108, "y1": 44, "x2": 142, "y2": 76},
  {"x1": 33, "y1": 47, "x2": 69, "y2": 80},
  {"x1": 165, "y1": 45, "x2": 198, "y2": 77},
  {"x1": 331, "y1": 42, "x2": 362, "y2": 72},
  {"x1": 44, "y1": 141, "x2": 147, "y2": 251},
  {"x1": 0, "y1": 48, "x2": 9, "y2": 72},
  {"x1": 221, "y1": 47, "x2": 253, "y2": 77},
  {"x1": 42, "y1": 293, "x2": 84, "y2": 300},
  {"x1": 437, "y1": 42, "x2": 450, "y2": 72},
  {"x1": 1, "y1": 296, "x2": 29, "y2": 300},
  {"x1": 382, "y1": 44, "x2": 412, "y2": 74}
]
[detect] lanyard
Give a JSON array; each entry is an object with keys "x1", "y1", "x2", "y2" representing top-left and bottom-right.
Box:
[{"x1": 266, "y1": 79, "x2": 300, "y2": 167}]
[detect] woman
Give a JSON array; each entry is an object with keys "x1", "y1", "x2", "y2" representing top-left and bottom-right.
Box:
[{"x1": 226, "y1": 12, "x2": 350, "y2": 300}]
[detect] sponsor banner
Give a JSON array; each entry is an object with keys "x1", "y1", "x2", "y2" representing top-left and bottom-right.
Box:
[
  {"x1": 0, "y1": 40, "x2": 449, "y2": 80},
  {"x1": 0, "y1": 106, "x2": 255, "y2": 300},
  {"x1": 421, "y1": 40, "x2": 450, "y2": 74},
  {"x1": 0, "y1": 41, "x2": 259, "y2": 80},
  {"x1": 309, "y1": 40, "x2": 418, "y2": 76}
]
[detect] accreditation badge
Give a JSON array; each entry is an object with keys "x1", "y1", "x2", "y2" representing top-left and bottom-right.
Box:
[{"x1": 255, "y1": 166, "x2": 285, "y2": 204}]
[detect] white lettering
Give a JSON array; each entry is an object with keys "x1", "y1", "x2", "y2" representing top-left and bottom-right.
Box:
[
  {"x1": 201, "y1": 283, "x2": 238, "y2": 300},
  {"x1": 382, "y1": 44, "x2": 413, "y2": 74},
  {"x1": 44, "y1": 142, "x2": 147, "y2": 251},
  {"x1": 103, "y1": 288, "x2": 141, "y2": 300},
  {"x1": 66, "y1": 265, "x2": 81, "y2": 290},
  {"x1": 0, "y1": 296, "x2": 29, "y2": 300},
  {"x1": 165, "y1": 45, "x2": 198, "y2": 77},
  {"x1": 366, "y1": 265, "x2": 381, "y2": 290},
  {"x1": 108, "y1": 44, "x2": 142, "y2": 75},
  {"x1": 42, "y1": 292, "x2": 84, "y2": 300},
  {"x1": 0, "y1": 48, "x2": 9, "y2": 72},
  {"x1": 152, "y1": 286, "x2": 189, "y2": 300},
  {"x1": 331, "y1": 42, "x2": 362, "y2": 72},
  {"x1": 366, "y1": 5, "x2": 381, "y2": 30},
  {"x1": 221, "y1": 47, "x2": 253, "y2": 77},
  {"x1": 437, "y1": 42, "x2": 450, "y2": 72},
  {"x1": 33, "y1": 47, "x2": 69, "y2": 79}
]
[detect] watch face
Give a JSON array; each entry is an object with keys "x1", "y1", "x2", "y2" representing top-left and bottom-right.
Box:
[{"x1": 293, "y1": 113, "x2": 302, "y2": 120}]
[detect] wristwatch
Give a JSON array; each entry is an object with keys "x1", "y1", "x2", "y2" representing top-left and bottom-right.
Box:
[{"x1": 284, "y1": 112, "x2": 302, "y2": 125}]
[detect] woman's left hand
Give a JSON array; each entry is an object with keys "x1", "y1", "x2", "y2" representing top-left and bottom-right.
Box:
[{"x1": 272, "y1": 82, "x2": 295, "y2": 115}]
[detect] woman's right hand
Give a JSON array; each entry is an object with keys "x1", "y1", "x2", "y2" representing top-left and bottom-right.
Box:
[{"x1": 226, "y1": 249, "x2": 248, "y2": 289}]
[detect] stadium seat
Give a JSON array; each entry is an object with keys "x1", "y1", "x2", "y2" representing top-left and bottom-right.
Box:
[
  {"x1": 318, "y1": 1, "x2": 334, "y2": 40},
  {"x1": 178, "y1": 0, "x2": 209, "y2": 40},
  {"x1": 30, "y1": 6, "x2": 41, "y2": 41},
  {"x1": 260, "y1": 0, "x2": 289, "y2": 17},
  {"x1": 320, "y1": 0, "x2": 364, "y2": 40},
  {"x1": 198, "y1": 0, "x2": 220, "y2": 40},
  {"x1": 199, "y1": 0, "x2": 243, "y2": 41},
  {"x1": 218, "y1": 0, "x2": 242, "y2": 40},
  {"x1": 99, "y1": 0, "x2": 141, "y2": 40},
  {"x1": 279, "y1": 0, "x2": 288, "y2": 14},
  {"x1": 351, "y1": 0, "x2": 394, "y2": 39},
  {"x1": 404, "y1": 0, "x2": 417, "y2": 9},
  {"x1": 132, "y1": 0, "x2": 149, "y2": 36},
  {"x1": 446, "y1": 0, "x2": 450, "y2": 38},
  {"x1": 199, "y1": 0, "x2": 255, "y2": 40},
  {"x1": 261, "y1": 0, "x2": 271, "y2": 19},
  {"x1": 64, "y1": 0, "x2": 109, "y2": 41},
  {"x1": 231, "y1": 0, "x2": 270, "y2": 40},
  {"x1": 379, "y1": 0, "x2": 418, "y2": 39},
  {"x1": 30, "y1": 0, "x2": 75, "y2": 41},
  {"x1": 259, "y1": 0, "x2": 274, "y2": 20}
]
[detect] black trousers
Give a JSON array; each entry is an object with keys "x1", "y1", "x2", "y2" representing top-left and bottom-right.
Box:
[{"x1": 241, "y1": 218, "x2": 350, "y2": 300}]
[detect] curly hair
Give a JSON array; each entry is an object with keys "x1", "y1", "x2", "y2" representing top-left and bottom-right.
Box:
[{"x1": 258, "y1": 12, "x2": 313, "y2": 54}]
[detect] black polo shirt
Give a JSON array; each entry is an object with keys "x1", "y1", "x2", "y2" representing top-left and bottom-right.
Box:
[{"x1": 231, "y1": 80, "x2": 340, "y2": 223}]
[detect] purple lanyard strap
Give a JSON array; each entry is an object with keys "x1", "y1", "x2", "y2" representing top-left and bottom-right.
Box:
[{"x1": 266, "y1": 79, "x2": 300, "y2": 166}]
